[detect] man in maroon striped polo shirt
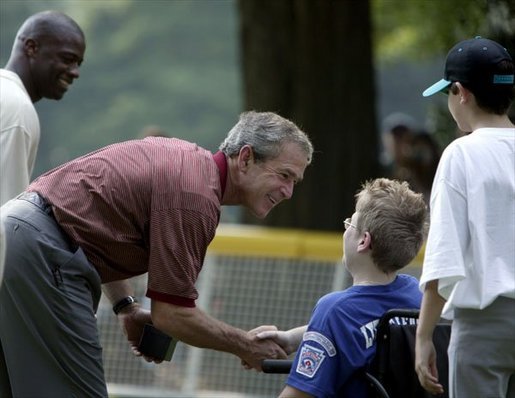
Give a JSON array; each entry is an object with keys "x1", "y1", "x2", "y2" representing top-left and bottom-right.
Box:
[{"x1": 0, "y1": 111, "x2": 313, "y2": 396}]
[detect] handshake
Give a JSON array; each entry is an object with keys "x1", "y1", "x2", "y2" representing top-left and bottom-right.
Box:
[{"x1": 242, "y1": 324, "x2": 306, "y2": 371}]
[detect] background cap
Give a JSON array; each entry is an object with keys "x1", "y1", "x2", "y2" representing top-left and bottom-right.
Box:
[{"x1": 423, "y1": 37, "x2": 514, "y2": 97}]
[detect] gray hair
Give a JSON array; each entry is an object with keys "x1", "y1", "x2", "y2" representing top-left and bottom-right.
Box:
[{"x1": 219, "y1": 111, "x2": 313, "y2": 164}]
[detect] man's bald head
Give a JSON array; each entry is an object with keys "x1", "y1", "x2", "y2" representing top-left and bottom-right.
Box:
[
  {"x1": 5, "y1": 10, "x2": 86, "y2": 102},
  {"x1": 15, "y1": 10, "x2": 85, "y2": 49}
]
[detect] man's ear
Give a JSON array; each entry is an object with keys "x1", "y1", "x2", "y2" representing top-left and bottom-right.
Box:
[
  {"x1": 357, "y1": 231, "x2": 372, "y2": 253},
  {"x1": 24, "y1": 38, "x2": 39, "y2": 57},
  {"x1": 238, "y1": 145, "x2": 253, "y2": 170}
]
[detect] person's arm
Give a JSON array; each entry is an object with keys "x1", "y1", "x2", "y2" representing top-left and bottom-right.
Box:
[
  {"x1": 151, "y1": 299, "x2": 287, "y2": 370},
  {"x1": 240, "y1": 324, "x2": 307, "y2": 370},
  {"x1": 278, "y1": 385, "x2": 314, "y2": 398},
  {"x1": 102, "y1": 279, "x2": 136, "y2": 305},
  {"x1": 102, "y1": 280, "x2": 156, "y2": 361},
  {"x1": 255, "y1": 325, "x2": 307, "y2": 355},
  {"x1": 415, "y1": 279, "x2": 446, "y2": 394}
]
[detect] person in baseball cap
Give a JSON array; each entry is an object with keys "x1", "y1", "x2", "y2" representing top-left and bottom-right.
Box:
[
  {"x1": 415, "y1": 37, "x2": 515, "y2": 398},
  {"x1": 423, "y1": 36, "x2": 514, "y2": 97}
]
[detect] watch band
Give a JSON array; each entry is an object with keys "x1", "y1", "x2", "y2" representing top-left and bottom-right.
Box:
[{"x1": 113, "y1": 296, "x2": 138, "y2": 315}]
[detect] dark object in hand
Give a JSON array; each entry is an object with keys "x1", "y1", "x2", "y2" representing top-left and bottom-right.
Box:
[{"x1": 137, "y1": 324, "x2": 177, "y2": 361}]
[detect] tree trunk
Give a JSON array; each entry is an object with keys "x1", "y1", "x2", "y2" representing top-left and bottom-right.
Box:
[
  {"x1": 238, "y1": 0, "x2": 379, "y2": 231},
  {"x1": 487, "y1": 0, "x2": 515, "y2": 121}
]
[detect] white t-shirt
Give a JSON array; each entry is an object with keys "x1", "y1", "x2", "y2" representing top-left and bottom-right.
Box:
[
  {"x1": 0, "y1": 69, "x2": 40, "y2": 206},
  {"x1": 420, "y1": 128, "x2": 515, "y2": 319}
]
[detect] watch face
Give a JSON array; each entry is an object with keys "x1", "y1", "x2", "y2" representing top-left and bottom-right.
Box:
[{"x1": 113, "y1": 296, "x2": 137, "y2": 314}]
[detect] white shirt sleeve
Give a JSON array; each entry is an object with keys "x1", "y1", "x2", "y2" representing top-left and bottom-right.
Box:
[{"x1": 0, "y1": 125, "x2": 37, "y2": 205}]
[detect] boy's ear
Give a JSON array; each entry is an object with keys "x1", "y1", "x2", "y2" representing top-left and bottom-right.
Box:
[
  {"x1": 455, "y1": 82, "x2": 471, "y2": 104},
  {"x1": 357, "y1": 231, "x2": 372, "y2": 253}
]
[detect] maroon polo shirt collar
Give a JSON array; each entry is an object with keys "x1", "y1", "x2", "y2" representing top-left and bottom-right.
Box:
[{"x1": 213, "y1": 151, "x2": 227, "y2": 197}]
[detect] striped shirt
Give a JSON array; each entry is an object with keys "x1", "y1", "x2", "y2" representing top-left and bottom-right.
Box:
[{"x1": 29, "y1": 137, "x2": 224, "y2": 307}]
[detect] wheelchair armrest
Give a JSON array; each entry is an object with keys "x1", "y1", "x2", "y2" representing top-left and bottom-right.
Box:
[{"x1": 262, "y1": 359, "x2": 293, "y2": 373}]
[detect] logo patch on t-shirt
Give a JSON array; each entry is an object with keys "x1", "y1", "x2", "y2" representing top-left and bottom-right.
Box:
[
  {"x1": 303, "y1": 331, "x2": 336, "y2": 357},
  {"x1": 296, "y1": 344, "x2": 325, "y2": 378}
]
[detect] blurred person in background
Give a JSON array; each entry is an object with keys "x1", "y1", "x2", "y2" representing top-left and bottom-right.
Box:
[
  {"x1": 379, "y1": 112, "x2": 418, "y2": 181},
  {"x1": 380, "y1": 113, "x2": 440, "y2": 205},
  {"x1": 415, "y1": 37, "x2": 515, "y2": 397},
  {"x1": 0, "y1": 111, "x2": 313, "y2": 396},
  {"x1": 404, "y1": 131, "x2": 440, "y2": 205},
  {"x1": 249, "y1": 178, "x2": 428, "y2": 397}
]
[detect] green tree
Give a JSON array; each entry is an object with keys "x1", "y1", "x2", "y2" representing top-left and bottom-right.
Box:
[
  {"x1": 237, "y1": 0, "x2": 514, "y2": 231},
  {"x1": 2, "y1": 0, "x2": 512, "y2": 231},
  {"x1": 238, "y1": 0, "x2": 378, "y2": 231},
  {"x1": 373, "y1": 0, "x2": 515, "y2": 146},
  {"x1": 1, "y1": 0, "x2": 241, "y2": 177}
]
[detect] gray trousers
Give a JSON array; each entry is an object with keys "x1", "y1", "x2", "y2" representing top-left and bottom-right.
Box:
[
  {"x1": 0, "y1": 193, "x2": 107, "y2": 397},
  {"x1": 449, "y1": 296, "x2": 515, "y2": 398}
]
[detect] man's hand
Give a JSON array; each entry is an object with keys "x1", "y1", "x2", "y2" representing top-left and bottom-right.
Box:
[
  {"x1": 242, "y1": 325, "x2": 279, "y2": 370},
  {"x1": 116, "y1": 304, "x2": 162, "y2": 364},
  {"x1": 239, "y1": 335, "x2": 288, "y2": 371},
  {"x1": 241, "y1": 324, "x2": 306, "y2": 371}
]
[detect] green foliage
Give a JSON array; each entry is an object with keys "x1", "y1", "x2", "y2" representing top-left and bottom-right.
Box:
[
  {"x1": 1, "y1": 0, "x2": 241, "y2": 177},
  {"x1": 2, "y1": 0, "x2": 513, "y2": 194},
  {"x1": 373, "y1": 0, "x2": 515, "y2": 147},
  {"x1": 373, "y1": 0, "x2": 491, "y2": 62}
]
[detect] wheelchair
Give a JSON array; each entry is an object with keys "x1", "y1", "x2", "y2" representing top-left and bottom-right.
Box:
[{"x1": 262, "y1": 309, "x2": 451, "y2": 398}]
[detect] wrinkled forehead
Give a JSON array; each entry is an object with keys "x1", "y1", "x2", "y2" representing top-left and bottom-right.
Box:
[
  {"x1": 278, "y1": 140, "x2": 311, "y2": 162},
  {"x1": 270, "y1": 141, "x2": 310, "y2": 179}
]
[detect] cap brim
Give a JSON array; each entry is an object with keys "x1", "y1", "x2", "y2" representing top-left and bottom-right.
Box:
[{"x1": 422, "y1": 79, "x2": 451, "y2": 97}]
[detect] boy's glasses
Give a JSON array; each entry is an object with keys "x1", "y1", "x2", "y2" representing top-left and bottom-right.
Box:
[{"x1": 343, "y1": 218, "x2": 357, "y2": 230}]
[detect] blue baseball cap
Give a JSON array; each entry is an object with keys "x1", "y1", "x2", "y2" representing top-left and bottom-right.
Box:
[{"x1": 423, "y1": 37, "x2": 514, "y2": 97}]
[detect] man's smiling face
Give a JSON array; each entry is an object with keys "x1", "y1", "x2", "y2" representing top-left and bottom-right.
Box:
[{"x1": 241, "y1": 141, "x2": 309, "y2": 219}]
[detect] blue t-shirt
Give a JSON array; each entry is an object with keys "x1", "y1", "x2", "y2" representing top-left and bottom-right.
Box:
[{"x1": 286, "y1": 274, "x2": 422, "y2": 397}]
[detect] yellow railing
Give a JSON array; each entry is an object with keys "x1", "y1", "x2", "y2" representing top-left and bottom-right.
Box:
[{"x1": 208, "y1": 224, "x2": 425, "y2": 266}]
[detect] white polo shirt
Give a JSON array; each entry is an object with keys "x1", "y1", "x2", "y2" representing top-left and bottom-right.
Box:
[
  {"x1": 0, "y1": 69, "x2": 40, "y2": 206},
  {"x1": 420, "y1": 127, "x2": 515, "y2": 319}
]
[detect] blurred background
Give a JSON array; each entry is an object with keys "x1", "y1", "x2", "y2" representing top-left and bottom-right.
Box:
[
  {"x1": 1, "y1": 0, "x2": 513, "y2": 230},
  {"x1": 1, "y1": 1, "x2": 514, "y2": 396}
]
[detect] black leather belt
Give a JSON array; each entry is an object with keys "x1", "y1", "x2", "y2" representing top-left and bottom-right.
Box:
[{"x1": 18, "y1": 191, "x2": 54, "y2": 216}]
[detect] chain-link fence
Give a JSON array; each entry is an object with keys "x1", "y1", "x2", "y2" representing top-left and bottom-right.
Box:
[{"x1": 100, "y1": 225, "x2": 423, "y2": 397}]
